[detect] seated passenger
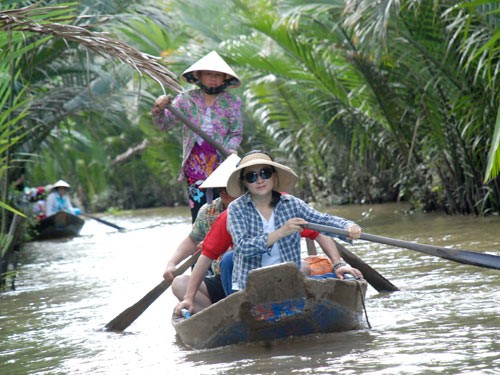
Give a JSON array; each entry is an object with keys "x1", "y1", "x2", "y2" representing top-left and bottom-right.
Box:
[
  {"x1": 45, "y1": 180, "x2": 76, "y2": 217},
  {"x1": 226, "y1": 150, "x2": 362, "y2": 292}
]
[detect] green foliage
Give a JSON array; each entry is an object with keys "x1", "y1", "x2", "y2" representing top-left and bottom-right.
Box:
[
  {"x1": 0, "y1": 40, "x2": 31, "y2": 221},
  {"x1": 485, "y1": 105, "x2": 500, "y2": 182},
  {"x1": 1, "y1": 0, "x2": 498, "y2": 217},
  {"x1": 219, "y1": 0, "x2": 500, "y2": 213},
  {"x1": 1, "y1": 1, "x2": 186, "y2": 213}
]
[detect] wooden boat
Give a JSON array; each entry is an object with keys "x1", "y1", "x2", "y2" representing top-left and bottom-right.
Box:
[
  {"x1": 172, "y1": 262, "x2": 368, "y2": 349},
  {"x1": 33, "y1": 211, "x2": 85, "y2": 240}
]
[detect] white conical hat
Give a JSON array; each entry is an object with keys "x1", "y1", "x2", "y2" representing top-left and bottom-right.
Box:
[
  {"x1": 181, "y1": 51, "x2": 241, "y2": 88},
  {"x1": 52, "y1": 180, "x2": 71, "y2": 189},
  {"x1": 200, "y1": 154, "x2": 241, "y2": 189}
]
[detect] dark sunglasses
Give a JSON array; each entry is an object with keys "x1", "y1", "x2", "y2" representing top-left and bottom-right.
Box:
[{"x1": 242, "y1": 167, "x2": 275, "y2": 184}]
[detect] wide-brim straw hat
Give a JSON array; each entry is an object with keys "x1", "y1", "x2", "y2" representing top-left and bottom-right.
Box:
[
  {"x1": 181, "y1": 51, "x2": 241, "y2": 88},
  {"x1": 226, "y1": 152, "x2": 297, "y2": 198},
  {"x1": 200, "y1": 154, "x2": 241, "y2": 189},
  {"x1": 52, "y1": 180, "x2": 71, "y2": 189}
]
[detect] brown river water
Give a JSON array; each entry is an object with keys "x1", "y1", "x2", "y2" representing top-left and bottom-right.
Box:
[{"x1": 1, "y1": 203, "x2": 499, "y2": 374}]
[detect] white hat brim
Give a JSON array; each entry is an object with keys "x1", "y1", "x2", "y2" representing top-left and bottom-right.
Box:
[
  {"x1": 181, "y1": 51, "x2": 241, "y2": 88},
  {"x1": 52, "y1": 180, "x2": 71, "y2": 189},
  {"x1": 200, "y1": 154, "x2": 241, "y2": 189}
]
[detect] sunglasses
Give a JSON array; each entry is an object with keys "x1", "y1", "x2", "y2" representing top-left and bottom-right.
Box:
[{"x1": 242, "y1": 167, "x2": 275, "y2": 184}]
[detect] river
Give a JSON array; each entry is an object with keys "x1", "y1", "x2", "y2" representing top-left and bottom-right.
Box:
[{"x1": 1, "y1": 203, "x2": 499, "y2": 374}]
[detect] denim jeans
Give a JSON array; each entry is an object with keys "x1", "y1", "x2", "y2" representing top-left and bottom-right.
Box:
[{"x1": 219, "y1": 250, "x2": 234, "y2": 295}]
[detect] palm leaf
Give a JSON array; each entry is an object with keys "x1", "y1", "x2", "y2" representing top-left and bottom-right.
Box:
[
  {"x1": 485, "y1": 104, "x2": 500, "y2": 182},
  {"x1": 0, "y1": 4, "x2": 182, "y2": 94}
]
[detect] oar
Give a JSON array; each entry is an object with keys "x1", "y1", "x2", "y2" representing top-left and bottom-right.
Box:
[
  {"x1": 105, "y1": 250, "x2": 201, "y2": 332},
  {"x1": 333, "y1": 239, "x2": 399, "y2": 292},
  {"x1": 304, "y1": 223, "x2": 500, "y2": 270},
  {"x1": 166, "y1": 103, "x2": 231, "y2": 158},
  {"x1": 90, "y1": 104, "x2": 229, "y2": 233},
  {"x1": 80, "y1": 212, "x2": 126, "y2": 231},
  {"x1": 305, "y1": 237, "x2": 398, "y2": 292}
]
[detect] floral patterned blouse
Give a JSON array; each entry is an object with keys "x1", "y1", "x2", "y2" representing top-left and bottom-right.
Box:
[{"x1": 152, "y1": 88, "x2": 243, "y2": 181}]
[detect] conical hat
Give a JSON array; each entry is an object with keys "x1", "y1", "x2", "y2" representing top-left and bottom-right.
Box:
[
  {"x1": 200, "y1": 154, "x2": 241, "y2": 189},
  {"x1": 226, "y1": 152, "x2": 297, "y2": 197},
  {"x1": 52, "y1": 180, "x2": 71, "y2": 189},
  {"x1": 181, "y1": 51, "x2": 241, "y2": 88}
]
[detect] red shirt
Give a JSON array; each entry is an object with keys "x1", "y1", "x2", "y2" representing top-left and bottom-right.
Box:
[{"x1": 202, "y1": 210, "x2": 319, "y2": 260}]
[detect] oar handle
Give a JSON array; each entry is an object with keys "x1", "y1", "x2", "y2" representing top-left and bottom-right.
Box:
[
  {"x1": 166, "y1": 103, "x2": 230, "y2": 158},
  {"x1": 173, "y1": 250, "x2": 201, "y2": 277},
  {"x1": 304, "y1": 223, "x2": 348, "y2": 238}
]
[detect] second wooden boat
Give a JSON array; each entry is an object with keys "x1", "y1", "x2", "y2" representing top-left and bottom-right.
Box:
[{"x1": 33, "y1": 211, "x2": 84, "y2": 240}]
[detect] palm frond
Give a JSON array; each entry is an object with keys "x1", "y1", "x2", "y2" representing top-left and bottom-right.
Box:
[
  {"x1": 485, "y1": 104, "x2": 500, "y2": 182},
  {"x1": 0, "y1": 4, "x2": 182, "y2": 94}
]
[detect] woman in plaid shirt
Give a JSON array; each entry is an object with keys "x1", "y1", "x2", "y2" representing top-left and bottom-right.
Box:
[{"x1": 226, "y1": 151, "x2": 362, "y2": 291}]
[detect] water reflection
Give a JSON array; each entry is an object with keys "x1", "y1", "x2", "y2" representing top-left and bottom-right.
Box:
[{"x1": 1, "y1": 204, "x2": 499, "y2": 374}]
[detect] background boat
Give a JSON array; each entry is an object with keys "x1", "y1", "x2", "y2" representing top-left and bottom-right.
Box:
[{"x1": 33, "y1": 211, "x2": 85, "y2": 240}]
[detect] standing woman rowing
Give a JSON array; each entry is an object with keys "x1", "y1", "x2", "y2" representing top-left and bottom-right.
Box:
[{"x1": 151, "y1": 51, "x2": 243, "y2": 222}]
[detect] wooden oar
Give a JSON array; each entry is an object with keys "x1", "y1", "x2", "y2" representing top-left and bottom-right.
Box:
[
  {"x1": 105, "y1": 251, "x2": 201, "y2": 332},
  {"x1": 166, "y1": 103, "x2": 231, "y2": 158},
  {"x1": 305, "y1": 238, "x2": 398, "y2": 292},
  {"x1": 333, "y1": 239, "x2": 399, "y2": 292},
  {"x1": 304, "y1": 223, "x2": 500, "y2": 270},
  {"x1": 80, "y1": 213, "x2": 126, "y2": 231}
]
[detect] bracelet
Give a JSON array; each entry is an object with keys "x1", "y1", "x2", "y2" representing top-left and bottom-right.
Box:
[{"x1": 333, "y1": 261, "x2": 347, "y2": 272}]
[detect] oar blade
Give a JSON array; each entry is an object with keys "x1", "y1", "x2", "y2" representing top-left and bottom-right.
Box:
[
  {"x1": 456, "y1": 251, "x2": 500, "y2": 270},
  {"x1": 81, "y1": 213, "x2": 126, "y2": 231},
  {"x1": 335, "y1": 240, "x2": 399, "y2": 292},
  {"x1": 360, "y1": 232, "x2": 500, "y2": 270},
  {"x1": 105, "y1": 280, "x2": 171, "y2": 332},
  {"x1": 104, "y1": 251, "x2": 201, "y2": 332}
]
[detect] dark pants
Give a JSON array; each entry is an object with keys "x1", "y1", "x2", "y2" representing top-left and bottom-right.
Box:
[{"x1": 186, "y1": 178, "x2": 219, "y2": 223}]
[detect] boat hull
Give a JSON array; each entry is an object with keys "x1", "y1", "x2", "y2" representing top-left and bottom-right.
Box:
[
  {"x1": 172, "y1": 262, "x2": 368, "y2": 349},
  {"x1": 34, "y1": 211, "x2": 84, "y2": 240}
]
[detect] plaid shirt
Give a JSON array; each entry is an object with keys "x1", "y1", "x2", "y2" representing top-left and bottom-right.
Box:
[{"x1": 227, "y1": 192, "x2": 355, "y2": 290}]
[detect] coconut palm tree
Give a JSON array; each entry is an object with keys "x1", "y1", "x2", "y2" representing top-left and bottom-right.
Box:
[
  {"x1": 338, "y1": 0, "x2": 500, "y2": 213},
  {"x1": 2, "y1": 0, "x2": 498, "y2": 217},
  {"x1": 0, "y1": 1, "x2": 185, "y2": 213},
  {"x1": 170, "y1": 0, "x2": 499, "y2": 213}
]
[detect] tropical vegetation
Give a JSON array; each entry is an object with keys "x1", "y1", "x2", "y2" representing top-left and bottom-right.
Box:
[{"x1": 1, "y1": 0, "x2": 499, "y2": 244}]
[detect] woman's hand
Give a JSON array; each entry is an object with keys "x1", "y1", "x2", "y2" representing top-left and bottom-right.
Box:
[
  {"x1": 335, "y1": 264, "x2": 363, "y2": 280},
  {"x1": 268, "y1": 218, "x2": 307, "y2": 247},
  {"x1": 151, "y1": 95, "x2": 172, "y2": 116},
  {"x1": 279, "y1": 218, "x2": 308, "y2": 238},
  {"x1": 346, "y1": 224, "x2": 361, "y2": 240},
  {"x1": 162, "y1": 263, "x2": 176, "y2": 283},
  {"x1": 174, "y1": 299, "x2": 193, "y2": 317}
]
